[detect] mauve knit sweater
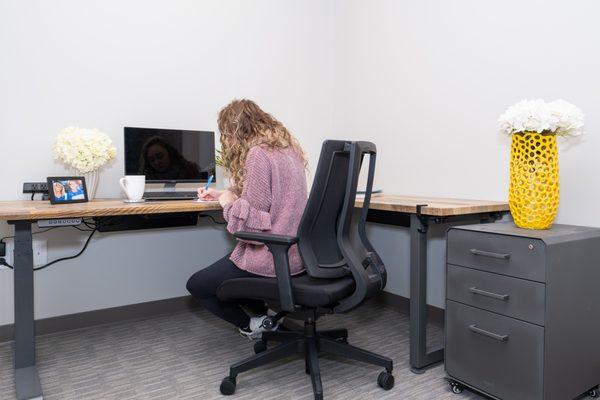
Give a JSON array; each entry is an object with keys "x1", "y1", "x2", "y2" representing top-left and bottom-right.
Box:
[{"x1": 223, "y1": 146, "x2": 307, "y2": 277}]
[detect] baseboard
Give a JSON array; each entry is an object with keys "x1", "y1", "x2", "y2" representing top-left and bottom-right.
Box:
[
  {"x1": 0, "y1": 295, "x2": 199, "y2": 344},
  {"x1": 375, "y1": 291, "x2": 445, "y2": 327}
]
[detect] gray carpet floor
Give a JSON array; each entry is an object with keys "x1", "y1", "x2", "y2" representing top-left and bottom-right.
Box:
[{"x1": 0, "y1": 301, "x2": 566, "y2": 400}]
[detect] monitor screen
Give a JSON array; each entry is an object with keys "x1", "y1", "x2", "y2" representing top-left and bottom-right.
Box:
[{"x1": 124, "y1": 127, "x2": 215, "y2": 183}]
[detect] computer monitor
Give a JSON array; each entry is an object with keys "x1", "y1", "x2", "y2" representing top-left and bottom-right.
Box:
[{"x1": 124, "y1": 127, "x2": 216, "y2": 186}]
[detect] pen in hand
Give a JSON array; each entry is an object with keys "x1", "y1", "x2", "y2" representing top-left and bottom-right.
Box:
[
  {"x1": 204, "y1": 175, "x2": 214, "y2": 191},
  {"x1": 197, "y1": 175, "x2": 214, "y2": 201}
]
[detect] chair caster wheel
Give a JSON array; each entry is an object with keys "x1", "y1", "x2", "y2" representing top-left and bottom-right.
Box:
[
  {"x1": 254, "y1": 341, "x2": 267, "y2": 354},
  {"x1": 377, "y1": 371, "x2": 394, "y2": 390},
  {"x1": 220, "y1": 376, "x2": 236, "y2": 395},
  {"x1": 449, "y1": 380, "x2": 464, "y2": 394},
  {"x1": 589, "y1": 387, "x2": 599, "y2": 398}
]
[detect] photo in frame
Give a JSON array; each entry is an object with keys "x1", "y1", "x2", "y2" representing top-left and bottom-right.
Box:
[{"x1": 47, "y1": 176, "x2": 89, "y2": 204}]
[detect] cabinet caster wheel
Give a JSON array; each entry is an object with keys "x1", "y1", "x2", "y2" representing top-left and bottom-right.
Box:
[
  {"x1": 377, "y1": 371, "x2": 394, "y2": 390},
  {"x1": 449, "y1": 380, "x2": 464, "y2": 394},
  {"x1": 589, "y1": 387, "x2": 599, "y2": 398},
  {"x1": 254, "y1": 340, "x2": 267, "y2": 354},
  {"x1": 220, "y1": 376, "x2": 236, "y2": 395}
]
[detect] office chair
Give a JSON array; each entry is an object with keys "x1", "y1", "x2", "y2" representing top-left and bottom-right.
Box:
[{"x1": 217, "y1": 140, "x2": 394, "y2": 400}]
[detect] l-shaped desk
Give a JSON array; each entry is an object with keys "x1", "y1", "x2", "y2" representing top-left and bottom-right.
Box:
[
  {"x1": 357, "y1": 195, "x2": 508, "y2": 374},
  {"x1": 0, "y1": 195, "x2": 508, "y2": 399}
]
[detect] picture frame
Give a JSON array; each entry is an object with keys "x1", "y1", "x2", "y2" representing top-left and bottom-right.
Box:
[{"x1": 47, "y1": 176, "x2": 89, "y2": 204}]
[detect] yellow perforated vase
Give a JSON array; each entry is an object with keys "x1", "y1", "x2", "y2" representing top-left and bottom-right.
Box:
[{"x1": 509, "y1": 132, "x2": 559, "y2": 229}]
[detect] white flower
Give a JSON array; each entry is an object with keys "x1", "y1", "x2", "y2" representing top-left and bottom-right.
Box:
[
  {"x1": 498, "y1": 99, "x2": 584, "y2": 137},
  {"x1": 549, "y1": 99, "x2": 585, "y2": 137},
  {"x1": 53, "y1": 127, "x2": 117, "y2": 173}
]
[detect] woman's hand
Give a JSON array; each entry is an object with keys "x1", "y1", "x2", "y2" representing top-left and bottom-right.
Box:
[
  {"x1": 197, "y1": 187, "x2": 224, "y2": 201},
  {"x1": 218, "y1": 190, "x2": 238, "y2": 207}
]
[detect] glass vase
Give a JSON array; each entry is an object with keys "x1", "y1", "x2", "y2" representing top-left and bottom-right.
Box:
[{"x1": 73, "y1": 169, "x2": 99, "y2": 200}]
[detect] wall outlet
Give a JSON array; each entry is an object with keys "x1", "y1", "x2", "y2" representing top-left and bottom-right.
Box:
[{"x1": 4, "y1": 239, "x2": 47, "y2": 268}]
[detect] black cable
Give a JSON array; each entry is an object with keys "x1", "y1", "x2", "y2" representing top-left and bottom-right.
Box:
[
  {"x1": 1, "y1": 213, "x2": 222, "y2": 271},
  {"x1": 0, "y1": 227, "x2": 62, "y2": 243},
  {"x1": 0, "y1": 225, "x2": 97, "y2": 270},
  {"x1": 72, "y1": 225, "x2": 95, "y2": 232},
  {"x1": 82, "y1": 219, "x2": 96, "y2": 228},
  {"x1": 82, "y1": 218, "x2": 99, "y2": 230},
  {"x1": 0, "y1": 258, "x2": 13, "y2": 269},
  {"x1": 33, "y1": 228, "x2": 97, "y2": 271}
]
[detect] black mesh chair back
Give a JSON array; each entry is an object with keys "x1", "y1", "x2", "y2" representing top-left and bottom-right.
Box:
[
  {"x1": 216, "y1": 140, "x2": 395, "y2": 399},
  {"x1": 297, "y1": 140, "x2": 387, "y2": 312}
]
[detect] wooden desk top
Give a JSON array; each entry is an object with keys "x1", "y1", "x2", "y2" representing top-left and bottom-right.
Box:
[
  {"x1": 356, "y1": 194, "x2": 509, "y2": 217},
  {"x1": 0, "y1": 195, "x2": 509, "y2": 221},
  {"x1": 0, "y1": 199, "x2": 222, "y2": 221}
]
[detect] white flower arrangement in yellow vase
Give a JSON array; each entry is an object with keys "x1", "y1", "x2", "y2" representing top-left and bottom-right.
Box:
[{"x1": 497, "y1": 99, "x2": 584, "y2": 229}]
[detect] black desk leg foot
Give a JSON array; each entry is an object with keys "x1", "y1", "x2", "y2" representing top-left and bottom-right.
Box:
[
  {"x1": 410, "y1": 367, "x2": 427, "y2": 375},
  {"x1": 11, "y1": 221, "x2": 44, "y2": 400},
  {"x1": 409, "y1": 214, "x2": 444, "y2": 374}
]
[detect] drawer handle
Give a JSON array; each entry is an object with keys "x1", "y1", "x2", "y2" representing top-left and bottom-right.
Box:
[
  {"x1": 469, "y1": 324, "x2": 509, "y2": 342},
  {"x1": 469, "y1": 249, "x2": 511, "y2": 260},
  {"x1": 469, "y1": 287, "x2": 510, "y2": 301}
]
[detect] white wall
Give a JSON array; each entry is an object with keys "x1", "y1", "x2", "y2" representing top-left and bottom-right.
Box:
[
  {"x1": 2, "y1": 0, "x2": 599, "y2": 322},
  {"x1": 333, "y1": 0, "x2": 600, "y2": 224},
  {"x1": 332, "y1": 0, "x2": 600, "y2": 306},
  {"x1": 0, "y1": 0, "x2": 335, "y2": 325}
]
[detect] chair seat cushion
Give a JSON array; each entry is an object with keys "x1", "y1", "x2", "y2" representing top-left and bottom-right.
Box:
[{"x1": 217, "y1": 273, "x2": 356, "y2": 308}]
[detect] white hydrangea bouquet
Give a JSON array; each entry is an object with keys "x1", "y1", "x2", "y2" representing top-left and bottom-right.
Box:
[
  {"x1": 498, "y1": 99, "x2": 584, "y2": 230},
  {"x1": 53, "y1": 127, "x2": 117, "y2": 199},
  {"x1": 498, "y1": 99, "x2": 584, "y2": 137}
]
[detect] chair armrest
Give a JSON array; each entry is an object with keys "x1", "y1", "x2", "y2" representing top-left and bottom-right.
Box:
[
  {"x1": 233, "y1": 231, "x2": 298, "y2": 312},
  {"x1": 233, "y1": 231, "x2": 298, "y2": 245}
]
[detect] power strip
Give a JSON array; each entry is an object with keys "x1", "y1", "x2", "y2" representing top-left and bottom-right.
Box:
[
  {"x1": 23, "y1": 182, "x2": 49, "y2": 200},
  {"x1": 23, "y1": 182, "x2": 48, "y2": 193},
  {"x1": 38, "y1": 218, "x2": 82, "y2": 227}
]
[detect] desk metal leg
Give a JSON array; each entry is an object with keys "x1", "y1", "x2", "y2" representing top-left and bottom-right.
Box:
[
  {"x1": 409, "y1": 214, "x2": 443, "y2": 374},
  {"x1": 11, "y1": 221, "x2": 44, "y2": 400}
]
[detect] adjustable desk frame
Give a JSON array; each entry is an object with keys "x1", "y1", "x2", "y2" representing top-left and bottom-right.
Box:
[
  {"x1": 363, "y1": 198, "x2": 508, "y2": 373},
  {"x1": 1, "y1": 199, "x2": 221, "y2": 400}
]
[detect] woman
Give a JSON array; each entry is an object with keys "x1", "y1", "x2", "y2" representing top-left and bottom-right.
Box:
[
  {"x1": 139, "y1": 136, "x2": 204, "y2": 181},
  {"x1": 66, "y1": 180, "x2": 85, "y2": 200},
  {"x1": 186, "y1": 99, "x2": 307, "y2": 339},
  {"x1": 52, "y1": 182, "x2": 68, "y2": 201}
]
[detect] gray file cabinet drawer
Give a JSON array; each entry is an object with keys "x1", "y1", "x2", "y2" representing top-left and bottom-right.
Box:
[
  {"x1": 446, "y1": 300, "x2": 544, "y2": 400},
  {"x1": 447, "y1": 229, "x2": 546, "y2": 282},
  {"x1": 447, "y1": 265, "x2": 546, "y2": 326}
]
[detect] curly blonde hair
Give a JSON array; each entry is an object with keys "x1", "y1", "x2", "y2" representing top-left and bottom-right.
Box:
[{"x1": 218, "y1": 99, "x2": 307, "y2": 195}]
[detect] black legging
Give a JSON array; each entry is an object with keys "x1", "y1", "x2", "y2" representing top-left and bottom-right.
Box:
[{"x1": 186, "y1": 254, "x2": 267, "y2": 328}]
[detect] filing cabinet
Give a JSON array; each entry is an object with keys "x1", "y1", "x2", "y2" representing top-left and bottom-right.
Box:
[{"x1": 445, "y1": 223, "x2": 600, "y2": 400}]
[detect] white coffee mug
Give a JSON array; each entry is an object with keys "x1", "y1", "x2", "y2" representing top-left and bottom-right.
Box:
[{"x1": 119, "y1": 175, "x2": 145, "y2": 201}]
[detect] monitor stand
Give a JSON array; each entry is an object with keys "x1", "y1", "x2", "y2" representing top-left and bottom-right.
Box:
[{"x1": 143, "y1": 182, "x2": 197, "y2": 200}]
